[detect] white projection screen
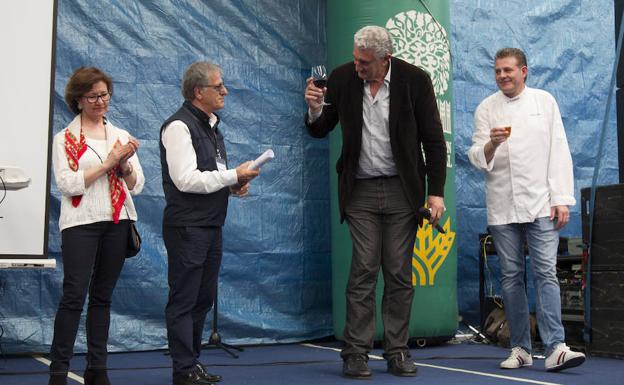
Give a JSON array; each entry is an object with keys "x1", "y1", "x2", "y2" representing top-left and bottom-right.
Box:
[{"x1": 0, "y1": 1, "x2": 57, "y2": 258}]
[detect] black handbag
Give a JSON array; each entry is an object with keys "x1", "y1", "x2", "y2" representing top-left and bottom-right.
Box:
[
  {"x1": 123, "y1": 204, "x2": 140, "y2": 258},
  {"x1": 126, "y1": 221, "x2": 141, "y2": 258}
]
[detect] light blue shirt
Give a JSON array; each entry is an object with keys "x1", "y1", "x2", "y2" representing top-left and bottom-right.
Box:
[{"x1": 356, "y1": 61, "x2": 396, "y2": 178}]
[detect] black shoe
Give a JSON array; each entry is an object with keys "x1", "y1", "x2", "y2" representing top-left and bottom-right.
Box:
[
  {"x1": 195, "y1": 363, "x2": 222, "y2": 382},
  {"x1": 387, "y1": 352, "x2": 418, "y2": 377},
  {"x1": 173, "y1": 369, "x2": 216, "y2": 385},
  {"x1": 84, "y1": 368, "x2": 111, "y2": 385},
  {"x1": 48, "y1": 374, "x2": 68, "y2": 385},
  {"x1": 342, "y1": 354, "x2": 372, "y2": 379}
]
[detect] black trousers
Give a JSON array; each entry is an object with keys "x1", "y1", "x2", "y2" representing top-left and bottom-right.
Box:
[
  {"x1": 49, "y1": 220, "x2": 130, "y2": 374},
  {"x1": 341, "y1": 177, "x2": 418, "y2": 359},
  {"x1": 164, "y1": 225, "x2": 222, "y2": 377}
]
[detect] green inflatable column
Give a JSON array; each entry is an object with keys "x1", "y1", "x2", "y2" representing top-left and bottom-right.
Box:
[{"x1": 327, "y1": 0, "x2": 457, "y2": 341}]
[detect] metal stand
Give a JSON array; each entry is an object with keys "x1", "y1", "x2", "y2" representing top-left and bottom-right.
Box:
[{"x1": 202, "y1": 285, "x2": 243, "y2": 358}]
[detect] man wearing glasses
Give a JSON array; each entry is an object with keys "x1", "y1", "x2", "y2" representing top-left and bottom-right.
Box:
[{"x1": 159, "y1": 61, "x2": 259, "y2": 385}]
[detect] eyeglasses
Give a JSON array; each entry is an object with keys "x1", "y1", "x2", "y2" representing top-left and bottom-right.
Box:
[
  {"x1": 83, "y1": 92, "x2": 111, "y2": 103},
  {"x1": 200, "y1": 82, "x2": 226, "y2": 92}
]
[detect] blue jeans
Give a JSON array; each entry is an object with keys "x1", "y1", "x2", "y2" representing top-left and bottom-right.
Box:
[{"x1": 488, "y1": 217, "x2": 564, "y2": 356}]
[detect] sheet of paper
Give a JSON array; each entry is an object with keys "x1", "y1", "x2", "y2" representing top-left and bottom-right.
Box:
[{"x1": 248, "y1": 149, "x2": 274, "y2": 170}]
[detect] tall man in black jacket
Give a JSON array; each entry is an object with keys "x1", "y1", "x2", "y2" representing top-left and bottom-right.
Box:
[
  {"x1": 304, "y1": 26, "x2": 447, "y2": 379},
  {"x1": 160, "y1": 61, "x2": 259, "y2": 385}
]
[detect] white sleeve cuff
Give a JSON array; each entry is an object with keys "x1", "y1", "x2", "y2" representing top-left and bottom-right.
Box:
[
  {"x1": 550, "y1": 195, "x2": 576, "y2": 207},
  {"x1": 468, "y1": 145, "x2": 494, "y2": 172},
  {"x1": 223, "y1": 169, "x2": 239, "y2": 186},
  {"x1": 307, "y1": 107, "x2": 322, "y2": 123}
]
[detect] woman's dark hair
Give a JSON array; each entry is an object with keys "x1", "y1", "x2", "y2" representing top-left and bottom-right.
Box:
[{"x1": 64, "y1": 67, "x2": 113, "y2": 115}]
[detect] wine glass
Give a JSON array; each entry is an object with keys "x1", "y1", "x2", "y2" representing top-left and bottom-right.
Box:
[{"x1": 311, "y1": 65, "x2": 330, "y2": 106}]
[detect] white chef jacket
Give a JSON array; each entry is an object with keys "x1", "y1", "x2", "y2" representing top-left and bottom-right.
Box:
[{"x1": 468, "y1": 87, "x2": 576, "y2": 225}]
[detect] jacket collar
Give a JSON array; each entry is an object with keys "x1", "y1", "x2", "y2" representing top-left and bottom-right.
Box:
[{"x1": 183, "y1": 100, "x2": 220, "y2": 131}]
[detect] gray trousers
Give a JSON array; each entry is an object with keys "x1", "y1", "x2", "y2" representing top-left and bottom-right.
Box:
[{"x1": 341, "y1": 176, "x2": 418, "y2": 358}]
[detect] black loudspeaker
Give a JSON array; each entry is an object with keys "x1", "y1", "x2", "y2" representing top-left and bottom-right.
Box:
[
  {"x1": 581, "y1": 183, "x2": 624, "y2": 358},
  {"x1": 589, "y1": 271, "x2": 624, "y2": 358},
  {"x1": 581, "y1": 184, "x2": 624, "y2": 270}
]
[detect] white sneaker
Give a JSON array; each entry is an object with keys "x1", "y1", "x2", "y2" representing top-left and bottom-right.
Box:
[
  {"x1": 500, "y1": 347, "x2": 533, "y2": 369},
  {"x1": 545, "y1": 343, "x2": 585, "y2": 372}
]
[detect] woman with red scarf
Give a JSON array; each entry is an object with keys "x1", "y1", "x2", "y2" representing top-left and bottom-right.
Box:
[{"x1": 49, "y1": 67, "x2": 144, "y2": 385}]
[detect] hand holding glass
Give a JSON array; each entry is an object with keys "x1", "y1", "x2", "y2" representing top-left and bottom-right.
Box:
[
  {"x1": 494, "y1": 119, "x2": 511, "y2": 138},
  {"x1": 311, "y1": 65, "x2": 330, "y2": 106}
]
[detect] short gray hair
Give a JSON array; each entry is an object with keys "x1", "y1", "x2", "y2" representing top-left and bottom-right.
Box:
[
  {"x1": 353, "y1": 26, "x2": 393, "y2": 58},
  {"x1": 181, "y1": 61, "x2": 221, "y2": 101}
]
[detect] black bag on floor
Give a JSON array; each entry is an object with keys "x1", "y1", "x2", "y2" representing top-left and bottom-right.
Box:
[
  {"x1": 483, "y1": 306, "x2": 509, "y2": 347},
  {"x1": 483, "y1": 304, "x2": 537, "y2": 348}
]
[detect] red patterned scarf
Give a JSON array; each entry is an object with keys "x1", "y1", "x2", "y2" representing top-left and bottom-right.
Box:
[{"x1": 64, "y1": 126, "x2": 126, "y2": 223}]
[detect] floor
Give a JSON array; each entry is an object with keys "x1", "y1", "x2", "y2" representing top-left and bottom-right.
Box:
[{"x1": 0, "y1": 340, "x2": 621, "y2": 385}]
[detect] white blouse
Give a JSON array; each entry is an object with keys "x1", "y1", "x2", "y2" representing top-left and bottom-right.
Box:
[{"x1": 52, "y1": 115, "x2": 145, "y2": 231}]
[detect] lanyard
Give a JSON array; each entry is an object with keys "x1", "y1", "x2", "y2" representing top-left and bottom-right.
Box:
[{"x1": 205, "y1": 125, "x2": 222, "y2": 160}]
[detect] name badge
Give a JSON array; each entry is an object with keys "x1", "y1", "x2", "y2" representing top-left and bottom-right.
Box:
[{"x1": 216, "y1": 158, "x2": 227, "y2": 172}]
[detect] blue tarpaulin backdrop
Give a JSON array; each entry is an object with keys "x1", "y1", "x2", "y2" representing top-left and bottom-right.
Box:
[
  {"x1": 0, "y1": 0, "x2": 620, "y2": 352},
  {"x1": 1, "y1": 0, "x2": 331, "y2": 353}
]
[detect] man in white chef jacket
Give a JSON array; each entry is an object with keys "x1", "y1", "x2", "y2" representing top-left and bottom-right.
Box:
[{"x1": 468, "y1": 47, "x2": 585, "y2": 372}]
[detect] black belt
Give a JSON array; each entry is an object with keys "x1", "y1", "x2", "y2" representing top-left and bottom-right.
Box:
[{"x1": 357, "y1": 175, "x2": 399, "y2": 180}]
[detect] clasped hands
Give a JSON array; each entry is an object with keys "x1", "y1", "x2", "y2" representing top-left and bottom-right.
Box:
[{"x1": 104, "y1": 137, "x2": 140, "y2": 175}]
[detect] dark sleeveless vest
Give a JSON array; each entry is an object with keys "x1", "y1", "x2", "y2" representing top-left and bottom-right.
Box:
[{"x1": 160, "y1": 101, "x2": 230, "y2": 227}]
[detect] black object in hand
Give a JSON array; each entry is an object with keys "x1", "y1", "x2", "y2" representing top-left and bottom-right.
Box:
[{"x1": 418, "y1": 207, "x2": 446, "y2": 234}]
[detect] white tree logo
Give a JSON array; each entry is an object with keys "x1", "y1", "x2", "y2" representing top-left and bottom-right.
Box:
[{"x1": 386, "y1": 10, "x2": 451, "y2": 96}]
